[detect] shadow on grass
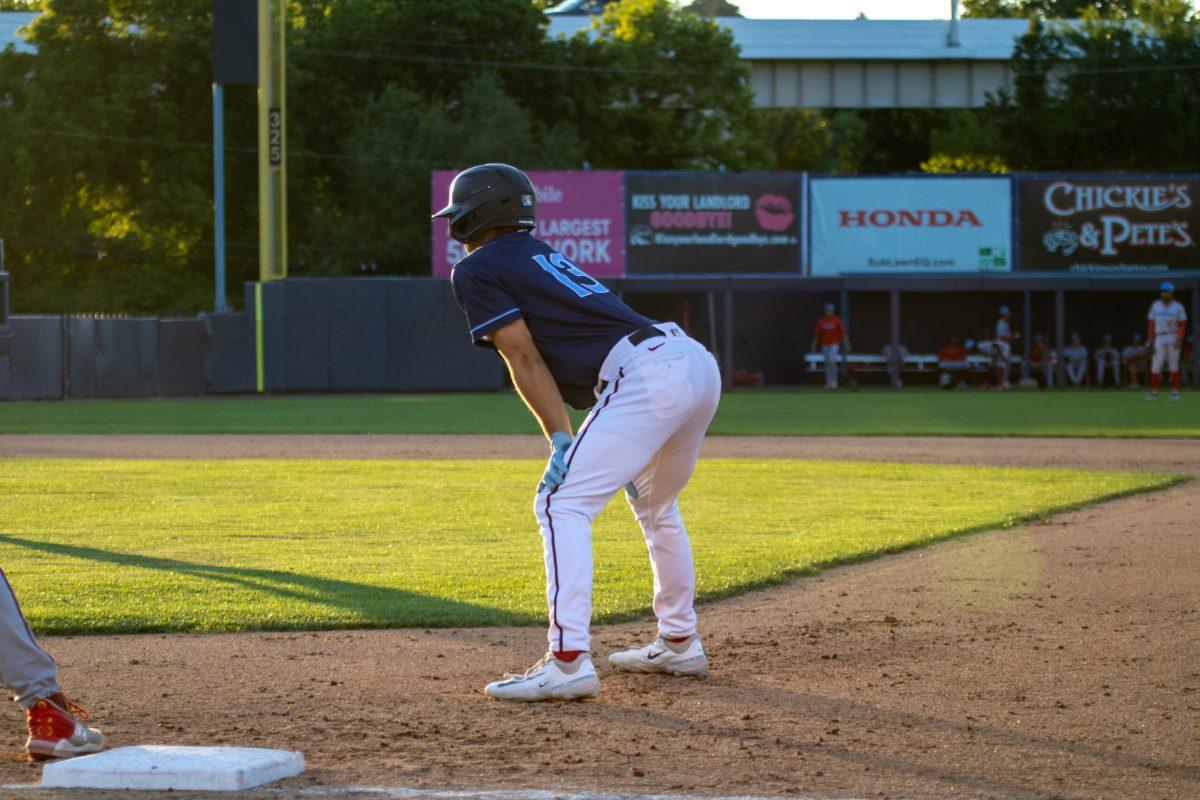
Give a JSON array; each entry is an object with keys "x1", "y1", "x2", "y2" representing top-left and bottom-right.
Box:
[
  {"x1": 0, "y1": 534, "x2": 527, "y2": 635},
  {"x1": 604, "y1": 472, "x2": 1193, "y2": 625}
]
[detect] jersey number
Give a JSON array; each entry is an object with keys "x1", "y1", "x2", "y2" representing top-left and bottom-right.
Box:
[{"x1": 532, "y1": 253, "x2": 609, "y2": 299}]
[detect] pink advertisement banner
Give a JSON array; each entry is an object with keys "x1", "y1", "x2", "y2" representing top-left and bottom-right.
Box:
[{"x1": 430, "y1": 170, "x2": 626, "y2": 278}]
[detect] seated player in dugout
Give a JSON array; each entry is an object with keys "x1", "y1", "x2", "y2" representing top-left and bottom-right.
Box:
[
  {"x1": 937, "y1": 336, "x2": 970, "y2": 390},
  {"x1": 433, "y1": 164, "x2": 722, "y2": 702}
]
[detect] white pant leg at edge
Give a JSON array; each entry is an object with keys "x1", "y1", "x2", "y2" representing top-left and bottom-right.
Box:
[
  {"x1": 1152, "y1": 338, "x2": 1180, "y2": 374},
  {"x1": 821, "y1": 344, "x2": 840, "y2": 388},
  {"x1": 0, "y1": 568, "x2": 60, "y2": 706},
  {"x1": 533, "y1": 336, "x2": 721, "y2": 653},
  {"x1": 1067, "y1": 361, "x2": 1086, "y2": 386}
]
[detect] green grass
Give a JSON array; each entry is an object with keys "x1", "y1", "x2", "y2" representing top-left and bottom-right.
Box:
[
  {"x1": 0, "y1": 458, "x2": 1181, "y2": 635},
  {"x1": 1, "y1": 389, "x2": 1197, "y2": 437}
]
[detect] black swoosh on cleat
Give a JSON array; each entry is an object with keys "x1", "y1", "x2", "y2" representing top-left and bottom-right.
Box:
[{"x1": 646, "y1": 650, "x2": 666, "y2": 660}]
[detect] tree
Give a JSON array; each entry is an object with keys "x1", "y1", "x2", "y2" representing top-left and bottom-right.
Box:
[
  {"x1": 963, "y1": 0, "x2": 1139, "y2": 18},
  {"x1": 0, "y1": 0, "x2": 773, "y2": 310},
  {"x1": 582, "y1": 0, "x2": 763, "y2": 170},
  {"x1": 300, "y1": 74, "x2": 583, "y2": 275},
  {"x1": 681, "y1": 0, "x2": 742, "y2": 16},
  {"x1": 920, "y1": 110, "x2": 1009, "y2": 173},
  {"x1": 0, "y1": 0, "x2": 236, "y2": 313},
  {"x1": 975, "y1": 2, "x2": 1200, "y2": 170}
]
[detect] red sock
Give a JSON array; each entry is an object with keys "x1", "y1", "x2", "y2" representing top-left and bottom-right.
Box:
[
  {"x1": 1171, "y1": 371, "x2": 1181, "y2": 390},
  {"x1": 553, "y1": 650, "x2": 585, "y2": 663},
  {"x1": 663, "y1": 635, "x2": 693, "y2": 643},
  {"x1": 1150, "y1": 373, "x2": 1160, "y2": 390}
]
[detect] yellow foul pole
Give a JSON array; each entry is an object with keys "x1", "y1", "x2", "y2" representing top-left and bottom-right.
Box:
[{"x1": 257, "y1": 0, "x2": 286, "y2": 282}]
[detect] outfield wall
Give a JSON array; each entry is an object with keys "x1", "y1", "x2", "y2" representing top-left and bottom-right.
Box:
[
  {"x1": 245, "y1": 279, "x2": 504, "y2": 394},
  {"x1": 2, "y1": 274, "x2": 1197, "y2": 399}
]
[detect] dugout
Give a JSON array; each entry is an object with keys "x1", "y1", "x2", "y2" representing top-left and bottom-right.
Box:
[{"x1": 609, "y1": 272, "x2": 1200, "y2": 389}]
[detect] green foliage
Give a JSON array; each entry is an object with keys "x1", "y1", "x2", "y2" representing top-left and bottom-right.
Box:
[
  {"x1": 982, "y1": 7, "x2": 1200, "y2": 170},
  {"x1": 921, "y1": 110, "x2": 1010, "y2": 173},
  {"x1": 583, "y1": 0, "x2": 763, "y2": 169},
  {"x1": 757, "y1": 109, "x2": 862, "y2": 173},
  {"x1": 297, "y1": 74, "x2": 584, "y2": 275},
  {"x1": 962, "y1": 0, "x2": 1139, "y2": 18},
  {"x1": 1, "y1": 0, "x2": 755, "y2": 310},
  {"x1": 0, "y1": 0, "x2": 254, "y2": 313},
  {"x1": 1, "y1": 457, "x2": 1176, "y2": 633},
  {"x1": 681, "y1": 0, "x2": 742, "y2": 16}
]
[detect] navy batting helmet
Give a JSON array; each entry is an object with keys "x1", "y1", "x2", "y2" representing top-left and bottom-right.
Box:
[{"x1": 432, "y1": 163, "x2": 536, "y2": 244}]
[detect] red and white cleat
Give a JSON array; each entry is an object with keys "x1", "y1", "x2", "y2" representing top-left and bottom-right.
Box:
[{"x1": 25, "y1": 693, "x2": 104, "y2": 762}]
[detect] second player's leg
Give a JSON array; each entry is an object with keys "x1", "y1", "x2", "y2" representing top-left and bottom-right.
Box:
[
  {"x1": 822, "y1": 344, "x2": 839, "y2": 388},
  {"x1": 0, "y1": 569, "x2": 60, "y2": 707},
  {"x1": 1149, "y1": 339, "x2": 1167, "y2": 394}
]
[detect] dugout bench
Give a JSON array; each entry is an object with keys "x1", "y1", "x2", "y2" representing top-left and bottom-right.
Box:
[{"x1": 803, "y1": 353, "x2": 1021, "y2": 375}]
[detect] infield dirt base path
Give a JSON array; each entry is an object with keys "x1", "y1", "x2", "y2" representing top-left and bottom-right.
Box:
[{"x1": 0, "y1": 436, "x2": 1197, "y2": 800}]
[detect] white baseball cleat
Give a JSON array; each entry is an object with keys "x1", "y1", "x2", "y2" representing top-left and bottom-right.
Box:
[
  {"x1": 1146, "y1": 391, "x2": 1158, "y2": 400},
  {"x1": 484, "y1": 653, "x2": 600, "y2": 702},
  {"x1": 608, "y1": 635, "x2": 708, "y2": 677},
  {"x1": 1170, "y1": 390, "x2": 1180, "y2": 400}
]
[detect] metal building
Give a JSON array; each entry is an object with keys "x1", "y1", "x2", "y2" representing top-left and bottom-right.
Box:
[{"x1": 547, "y1": 15, "x2": 1033, "y2": 110}]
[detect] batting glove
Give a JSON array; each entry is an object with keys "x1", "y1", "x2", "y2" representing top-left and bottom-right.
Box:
[{"x1": 539, "y1": 430, "x2": 573, "y2": 494}]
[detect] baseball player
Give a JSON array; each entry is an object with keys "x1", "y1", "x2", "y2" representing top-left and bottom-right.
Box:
[
  {"x1": 994, "y1": 306, "x2": 1018, "y2": 390},
  {"x1": 1063, "y1": 334, "x2": 1089, "y2": 387},
  {"x1": 810, "y1": 304, "x2": 848, "y2": 389},
  {"x1": 1122, "y1": 333, "x2": 1146, "y2": 388},
  {"x1": 1147, "y1": 281, "x2": 1188, "y2": 400},
  {"x1": 936, "y1": 336, "x2": 970, "y2": 389},
  {"x1": 1, "y1": 569, "x2": 103, "y2": 760},
  {"x1": 1094, "y1": 334, "x2": 1121, "y2": 389},
  {"x1": 881, "y1": 339, "x2": 908, "y2": 390},
  {"x1": 1029, "y1": 333, "x2": 1054, "y2": 389},
  {"x1": 435, "y1": 164, "x2": 721, "y2": 702}
]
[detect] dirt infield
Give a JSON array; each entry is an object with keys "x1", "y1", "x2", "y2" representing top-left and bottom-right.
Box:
[{"x1": 1, "y1": 436, "x2": 1197, "y2": 800}]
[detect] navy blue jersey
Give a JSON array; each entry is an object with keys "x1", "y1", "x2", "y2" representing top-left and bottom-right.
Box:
[{"x1": 450, "y1": 231, "x2": 654, "y2": 409}]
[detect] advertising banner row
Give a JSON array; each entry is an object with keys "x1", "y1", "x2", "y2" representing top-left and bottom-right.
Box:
[{"x1": 430, "y1": 171, "x2": 1199, "y2": 277}]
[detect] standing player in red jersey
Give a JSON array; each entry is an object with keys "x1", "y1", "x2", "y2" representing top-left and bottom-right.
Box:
[{"x1": 810, "y1": 304, "x2": 849, "y2": 390}]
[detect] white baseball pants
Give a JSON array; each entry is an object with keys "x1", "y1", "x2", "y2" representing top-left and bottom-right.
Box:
[
  {"x1": 1095, "y1": 360, "x2": 1120, "y2": 387},
  {"x1": 821, "y1": 344, "x2": 840, "y2": 388},
  {"x1": 1066, "y1": 360, "x2": 1088, "y2": 386},
  {"x1": 534, "y1": 324, "x2": 721, "y2": 653},
  {"x1": 1151, "y1": 337, "x2": 1181, "y2": 373}
]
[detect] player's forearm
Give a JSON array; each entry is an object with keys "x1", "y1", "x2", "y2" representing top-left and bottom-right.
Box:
[{"x1": 501, "y1": 349, "x2": 572, "y2": 440}]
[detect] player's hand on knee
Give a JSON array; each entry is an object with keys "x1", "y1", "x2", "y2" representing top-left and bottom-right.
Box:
[{"x1": 539, "y1": 430, "x2": 573, "y2": 493}]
